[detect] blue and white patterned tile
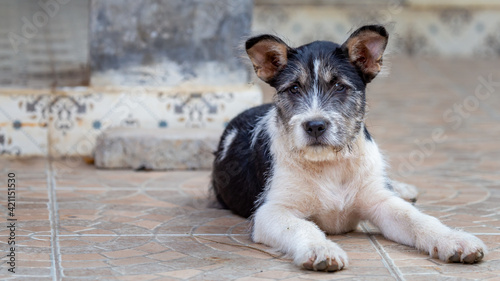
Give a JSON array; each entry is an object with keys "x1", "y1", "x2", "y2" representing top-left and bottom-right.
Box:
[
  {"x1": 159, "y1": 86, "x2": 263, "y2": 129},
  {"x1": 48, "y1": 89, "x2": 117, "y2": 157},
  {"x1": 47, "y1": 85, "x2": 262, "y2": 157},
  {"x1": 0, "y1": 91, "x2": 49, "y2": 156},
  {"x1": 48, "y1": 88, "x2": 161, "y2": 157}
]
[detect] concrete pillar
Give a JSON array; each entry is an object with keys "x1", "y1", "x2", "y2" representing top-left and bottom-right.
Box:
[{"x1": 89, "y1": 0, "x2": 253, "y2": 87}]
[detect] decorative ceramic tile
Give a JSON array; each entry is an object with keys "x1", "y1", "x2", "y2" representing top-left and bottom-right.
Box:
[
  {"x1": 47, "y1": 85, "x2": 262, "y2": 157},
  {"x1": 0, "y1": 84, "x2": 261, "y2": 158},
  {"x1": 0, "y1": 91, "x2": 49, "y2": 156}
]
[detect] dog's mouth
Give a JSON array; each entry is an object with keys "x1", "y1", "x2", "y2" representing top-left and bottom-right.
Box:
[
  {"x1": 304, "y1": 132, "x2": 346, "y2": 151},
  {"x1": 304, "y1": 137, "x2": 345, "y2": 151},
  {"x1": 299, "y1": 142, "x2": 345, "y2": 162},
  {"x1": 305, "y1": 137, "x2": 335, "y2": 147},
  {"x1": 308, "y1": 141, "x2": 326, "y2": 147}
]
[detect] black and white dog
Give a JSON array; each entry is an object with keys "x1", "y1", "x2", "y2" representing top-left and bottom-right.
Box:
[{"x1": 211, "y1": 25, "x2": 486, "y2": 272}]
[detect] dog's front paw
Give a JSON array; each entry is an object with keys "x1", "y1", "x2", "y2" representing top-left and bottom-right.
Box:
[
  {"x1": 429, "y1": 230, "x2": 487, "y2": 264},
  {"x1": 294, "y1": 240, "x2": 348, "y2": 272}
]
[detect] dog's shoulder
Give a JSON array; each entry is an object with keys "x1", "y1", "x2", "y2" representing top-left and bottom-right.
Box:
[
  {"x1": 211, "y1": 103, "x2": 275, "y2": 218},
  {"x1": 228, "y1": 103, "x2": 274, "y2": 130}
]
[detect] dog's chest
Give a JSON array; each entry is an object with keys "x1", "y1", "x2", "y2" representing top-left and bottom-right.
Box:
[
  {"x1": 306, "y1": 165, "x2": 360, "y2": 213},
  {"x1": 270, "y1": 158, "x2": 365, "y2": 216}
]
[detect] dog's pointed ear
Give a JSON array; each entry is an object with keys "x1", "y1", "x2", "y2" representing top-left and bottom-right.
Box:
[
  {"x1": 342, "y1": 25, "x2": 388, "y2": 83},
  {"x1": 246, "y1": 35, "x2": 290, "y2": 83}
]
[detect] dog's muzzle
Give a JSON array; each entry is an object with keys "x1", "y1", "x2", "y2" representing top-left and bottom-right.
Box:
[{"x1": 303, "y1": 120, "x2": 328, "y2": 138}]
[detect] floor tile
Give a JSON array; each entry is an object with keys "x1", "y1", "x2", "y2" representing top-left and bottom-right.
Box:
[{"x1": 1, "y1": 57, "x2": 500, "y2": 279}]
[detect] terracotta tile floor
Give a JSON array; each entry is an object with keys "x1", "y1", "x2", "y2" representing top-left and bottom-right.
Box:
[{"x1": 1, "y1": 57, "x2": 500, "y2": 280}]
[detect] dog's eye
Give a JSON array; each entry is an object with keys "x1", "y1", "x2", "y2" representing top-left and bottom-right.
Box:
[
  {"x1": 287, "y1": 84, "x2": 300, "y2": 95},
  {"x1": 333, "y1": 83, "x2": 346, "y2": 93}
]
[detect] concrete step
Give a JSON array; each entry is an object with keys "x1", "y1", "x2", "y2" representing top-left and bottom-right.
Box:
[{"x1": 94, "y1": 128, "x2": 222, "y2": 170}]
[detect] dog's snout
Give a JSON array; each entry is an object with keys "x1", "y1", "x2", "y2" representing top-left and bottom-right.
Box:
[{"x1": 303, "y1": 120, "x2": 328, "y2": 138}]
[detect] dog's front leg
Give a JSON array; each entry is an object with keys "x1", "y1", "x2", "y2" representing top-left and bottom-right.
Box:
[
  {"x1": 363, "y1": 189, "x2": 486, "y2": 263},
  {"x1": 252, "y1": 203, "x2": 348, "y2": 271}
]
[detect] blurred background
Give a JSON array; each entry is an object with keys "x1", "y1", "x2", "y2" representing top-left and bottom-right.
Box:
[
  {"x1": 1, "y1": 2, "x2": 500, "y2": 279},
  {"x1": 0, "y1": 0, "x2": 499, "y2": 162}
]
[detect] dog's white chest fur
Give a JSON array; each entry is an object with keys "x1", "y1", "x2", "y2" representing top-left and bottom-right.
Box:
[
  {"x1": 254, "y1": 125, "x2": 486, "y2": 270},
  {"x1": 264, "y1": 131, "x2": 385, "y2": 234}
]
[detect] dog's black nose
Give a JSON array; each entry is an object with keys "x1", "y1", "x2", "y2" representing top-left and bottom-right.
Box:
[{"x1": 304, "y1": 120, "x2": 328, "y2": 138}]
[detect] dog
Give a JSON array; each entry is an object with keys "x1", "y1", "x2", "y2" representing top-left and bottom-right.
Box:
[{"x1": 211, "y1": 25, "x2": 486, "y2": 272}]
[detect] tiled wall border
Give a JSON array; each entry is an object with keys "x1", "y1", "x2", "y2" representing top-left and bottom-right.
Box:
[
  {"x1": 252, "y1": 5, "x2": 500, "y2": 58},
  {"x1": 0, "y1": 85, "x2": 262, "y2": 157}
]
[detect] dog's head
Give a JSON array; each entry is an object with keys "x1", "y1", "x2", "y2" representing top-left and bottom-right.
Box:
[{"x1": 246, "y1": 25, "x2": 388, "y2": 161}]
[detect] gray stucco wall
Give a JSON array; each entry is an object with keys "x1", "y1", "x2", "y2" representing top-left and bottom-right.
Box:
[{"x1": 90, "y1": 0, "x2": 253, "y2": 86}]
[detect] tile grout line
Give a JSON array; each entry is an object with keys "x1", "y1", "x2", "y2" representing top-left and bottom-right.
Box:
[
  {"x1": 418, "y1": 59, "x2": 500, "y2": 121},
  {"x1": 47, "y1": 159, "x2": 63, "y2": 281},
  {"x1": 361, "y1": 223, "x2": 405, "y2": 281},
  {"x1": 3, "y1": 233, "x2": 251, "y2": 237},
  {"x1": 3, "y1": 232, "x2": 498, "y2": 237}
]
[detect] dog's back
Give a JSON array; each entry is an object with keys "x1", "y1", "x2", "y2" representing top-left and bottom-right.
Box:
[{"x1": 211, "y1": 103, "x2": 273, "y2": 218}]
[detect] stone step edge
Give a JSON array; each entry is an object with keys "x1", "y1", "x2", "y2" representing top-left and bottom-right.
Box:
[
  {"x1": 0, "y1": 84, "x2": 261, "y2": 96},
  {"x1": 94, "y1": 127, "x2": 224, "y2": 171}
]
